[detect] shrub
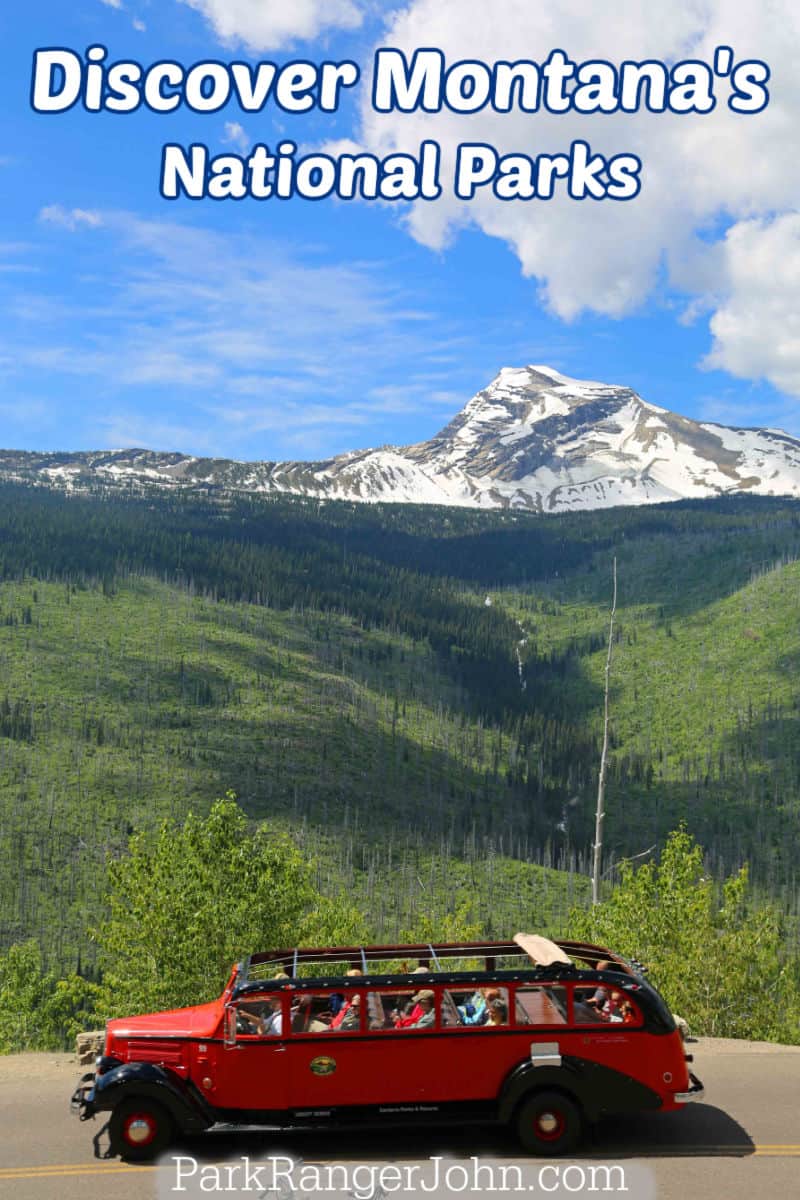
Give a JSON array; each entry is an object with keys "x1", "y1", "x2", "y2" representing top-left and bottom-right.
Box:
[
  {"x1": 93, "y1": 794, "x2": 367, "y2": 1018},
  {"x1": 569, "y1": 827, "x2": 800, "y2": 1043}
]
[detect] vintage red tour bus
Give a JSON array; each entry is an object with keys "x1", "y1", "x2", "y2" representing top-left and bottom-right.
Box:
[{"x1": 71, "y1": 933, "x2": 703, "y2": 1159}]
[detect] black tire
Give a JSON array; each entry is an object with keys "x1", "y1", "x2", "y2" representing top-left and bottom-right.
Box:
[
  {"x1": 515, "y1": 1090, "x2": 582, "y2": 1155},
  {"x1": 109, "y1": 1097, "x2": 174, "y2": 1161}
]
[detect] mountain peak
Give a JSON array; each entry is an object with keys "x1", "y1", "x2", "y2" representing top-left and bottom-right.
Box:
[
  {"x1": 435, "y1": 363, "x2": 646, "y2": 456},
  {"x1": 3, "y1": 365, "x2": 800, "y2": 512},
  {"x1": 496, "y1": 363, "x2": 609, "y2": 389}
]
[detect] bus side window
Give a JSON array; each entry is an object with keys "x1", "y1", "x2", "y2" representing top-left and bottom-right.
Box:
[
  {"x1": 445, "y1": 988, "x2": 509, "y2": 1027},
  {"x1": 573, "y1": 986, "x2": 642, "y2": 1025},
  {"x1": 235, "y1": 995, "x2": 285, "y2": 1037},
  {"x1": 373, "y1": 990, "x2": 436, "y2": 1030},
  {"x1": 291, "y1": 991, "x2": 362, "y2": 1034},
  {"x1": 515, "y1": 986, "x2": 568, "y2": 1026}
]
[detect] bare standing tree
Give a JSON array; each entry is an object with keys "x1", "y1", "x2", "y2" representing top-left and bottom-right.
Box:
[{"x1": 592, "y1": 555, "x2": 617, "y2": 906}]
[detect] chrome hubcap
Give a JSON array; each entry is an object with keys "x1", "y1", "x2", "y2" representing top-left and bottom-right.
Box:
[
  {"x1": 538, "y1": 1112, "x2": 559, "y2": 1134},
  {"x1": 126, "y1": 1118, "x2": 153, "y2": 1144}
]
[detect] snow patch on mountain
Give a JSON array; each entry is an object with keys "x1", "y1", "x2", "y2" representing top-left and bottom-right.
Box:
[{"x1": 3, "y1": 365, "x2": 800, "y2": 512}]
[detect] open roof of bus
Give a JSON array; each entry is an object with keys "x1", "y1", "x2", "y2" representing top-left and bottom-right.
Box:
[{"x1": 242, "y1": 935, "x2": 631, "y2": 983}]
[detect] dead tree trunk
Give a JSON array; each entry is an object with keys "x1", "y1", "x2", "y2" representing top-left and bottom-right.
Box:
[{"x1": 592, "y1": 556, "x2": 617, "y2": 906}]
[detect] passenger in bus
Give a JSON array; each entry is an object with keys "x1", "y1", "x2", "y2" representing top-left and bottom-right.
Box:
[
  {"x1": 328, "y1": 973, "x2": 362, "y2": 1030},
  {"x1": 585, "y1": 961, "x2": 614, "y2": 1013},
  {"x1": 409, "y1": 991, "x2": 435, "y2": 1028},
  {"x1": 486, "y1": 997, "x2": 508, "y2": 1026},
  {"x1": 238, "y1": 975, "x2": 289, "y2": 1035},
  {"x1": 457, "y1": 989, "x2": 487, "y2": 1025},
  {"x1": 589, "y1": 976, "x2": 632, "y2": 1024},
  {"x1": 457, "y1": 986, "x2": 498, "y2": 1025},
  {"x1": 258, "y1": 995, "x2": 284, "y2": 1036},
  {"x1": 333, "y1": 994, "x2": 361, "y2": 1030},
  {"x1": 611, "y1": 990, "x2": 636, "y2": 1024},
  {"x1": 338, "y1": 970, "x2": 385, "y2": 1028},
  {"x1": 236, "y1": 1005, "x2": 263, "y2": 1034},
  {"x1": 601, "y1": 990, "x2": 627, "y2": 1022},
  {"x1": 392, "y1": 995, "x2": 424, "y2": 1027},
  {"x1": 328, "y1": 993, "x2": 346, "y2": 1017}
]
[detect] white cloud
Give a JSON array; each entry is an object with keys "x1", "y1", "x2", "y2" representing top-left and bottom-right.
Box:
[
  {"x1": 39, "y1": 206, "x2": 103, "y2": 231},
  {"x1": 132, "y1": 18, "x2": 146, "y2": 32},
  {"x1": 702, "y1": 215, "x2": 800, "y2": 396},
  {"x1": 100, "y1": 0, "x2": 123, "y2": 8},
  {"x1": 358, "y1": 0, "x2": 800, "y2": 392},
  {"x1": 365, "y1": 382, "x2": 466, "y2": 413},
  {"x1": 317, "y1": 138, "x2": 366, "y2": 159},
  {"x1": 222, "y1": 121, "x2": 250, "y2": 152},
  {"x1": 1, "y1": 213, "x2": 474, "y2": 457},
  {"x1": 208, "y1": 400, "x2": 374, "y2": 432},
  {"x1": 100, "y1": 414, "x2": 216, "y2": 452},
  {"x1": 179, "y1": 0, "x2": 364, "y2": 51}
]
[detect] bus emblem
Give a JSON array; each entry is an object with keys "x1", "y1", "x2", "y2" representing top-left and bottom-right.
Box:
[{"x1": 310, "y1": 1056, "x2": 336, "y2": 1076}]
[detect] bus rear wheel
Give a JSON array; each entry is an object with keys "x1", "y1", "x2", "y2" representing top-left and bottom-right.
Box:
[
  {"x1": 516, "y1": 1090, "x2": 582, "y2": 1155},
  {"x1": 110, "y1": 1098, "x2": 173, "y2": 1161}
]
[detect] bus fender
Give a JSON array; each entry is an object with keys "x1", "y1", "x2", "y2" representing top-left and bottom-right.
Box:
[
  {"x1": 498, "y1": 1058, "x2": 586, "y2": 1123},
  {"x1": 498, "y1": 1056, "x2": 664, "y2": 1124},
  {"x1": 90, "y1": 1062, "x2": 214, "y2": 1133}
]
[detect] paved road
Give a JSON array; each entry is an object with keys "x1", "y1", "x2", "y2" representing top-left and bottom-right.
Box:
[{"x1": 1, "y1": 1039, "x2": 798, "y2": 1200}]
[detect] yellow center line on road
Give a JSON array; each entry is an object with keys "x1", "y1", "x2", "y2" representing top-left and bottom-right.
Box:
[
  {"x1": 3, "y1": 1148, "x2": 800, "y2": 1180},
  {"x1": 0, "y1": 1165, "x2": 157, "y2": 1179}
]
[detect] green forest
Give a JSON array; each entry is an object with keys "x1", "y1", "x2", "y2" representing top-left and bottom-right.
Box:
[{"x1": 1, "y1": 481, "x2": 799, "y2": 1047}]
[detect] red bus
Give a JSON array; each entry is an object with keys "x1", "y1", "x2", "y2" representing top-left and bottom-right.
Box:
[{"x1": 71, "y1": 933, "x2": 703, "y2": 1159}]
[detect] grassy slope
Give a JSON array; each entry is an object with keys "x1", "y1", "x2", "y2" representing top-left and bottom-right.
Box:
[
  {"x1": 0, "y1": 577, "x2": 584, "y2": 967},
  {"x1": 495, "y1": 544, "x2": 800, "y2": 901},
  {"x1": 4, "y1": 499, "x2": 800, "y2": 970},
  {"x1": 506, "y1": 557, "x2": 800, "y2": 768}
]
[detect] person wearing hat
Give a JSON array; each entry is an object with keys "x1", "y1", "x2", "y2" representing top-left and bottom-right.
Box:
[
  {"x1": 409, "y1": 990, "x2": 436, "y2": 1029},
  {"x1": 389, "y1": 964, "x2": 432, "y2": 1027},
  {"x1": 392, "y1": 983, "x2": 431, "y2": 1028}
]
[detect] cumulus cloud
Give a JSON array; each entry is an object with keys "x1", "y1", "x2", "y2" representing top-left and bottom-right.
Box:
[
  {"x1": 358, "y1": 0, "x2": 800, "y2": 392},
  {"x1": 179, "y1": 0, "x2": 364, "y2": 51},
  {"x1": 39, "y1": 206, "x2": 103, "y2": 231},
  {"x1": 702, "y1": 215, "x2": 800, "y2": 396}
]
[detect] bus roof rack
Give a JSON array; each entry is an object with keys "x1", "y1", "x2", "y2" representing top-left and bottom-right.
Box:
[{"x1": 240, "y1": 937, "x2": 632, "y2": 985}]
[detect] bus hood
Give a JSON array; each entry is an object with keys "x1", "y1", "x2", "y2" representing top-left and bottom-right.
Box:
[{"x1": 106, "y1": 999, "x2": 224, "y2": 1041}]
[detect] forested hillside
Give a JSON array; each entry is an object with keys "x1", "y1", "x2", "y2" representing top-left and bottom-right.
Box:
[{"x1": 1, "y1": 481, "x2": 799, "y2": 978}]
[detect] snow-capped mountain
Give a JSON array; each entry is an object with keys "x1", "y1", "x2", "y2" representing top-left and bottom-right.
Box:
[{"x1": 4, "y1": 365, "x2": 800, "y2": 512}]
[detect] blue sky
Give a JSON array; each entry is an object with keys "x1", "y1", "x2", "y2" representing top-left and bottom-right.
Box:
[{"x1": 2, "y1": 1, "x2": 799, "y2": 460}]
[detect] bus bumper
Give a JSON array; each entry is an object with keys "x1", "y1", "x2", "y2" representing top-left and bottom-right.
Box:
[
  {"x1": 70, "y1": 1073, "x2": 98, "y2": 1120},
  {"x1": 674, "y1": 1072, "x2": 704, "y2": 1104}
]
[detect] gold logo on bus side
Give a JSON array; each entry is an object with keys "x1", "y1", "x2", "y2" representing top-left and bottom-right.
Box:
[{"x1": 310, "y1": 1056, "x2": 337, "y2": 1076}]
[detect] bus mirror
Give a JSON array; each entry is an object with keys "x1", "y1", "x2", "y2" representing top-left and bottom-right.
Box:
[{"x1": 224, "y1": 1005, "x2": 237, "y2": 1047}]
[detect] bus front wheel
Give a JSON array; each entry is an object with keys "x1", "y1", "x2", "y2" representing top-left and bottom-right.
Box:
[{"x1": 109, "y1": 1098, "x2": 174, "y2": 1161}]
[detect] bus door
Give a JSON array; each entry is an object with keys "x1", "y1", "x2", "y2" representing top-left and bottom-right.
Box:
[{"x1": 206, "y1": 992, "x2": 290, "y2": 1114}]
